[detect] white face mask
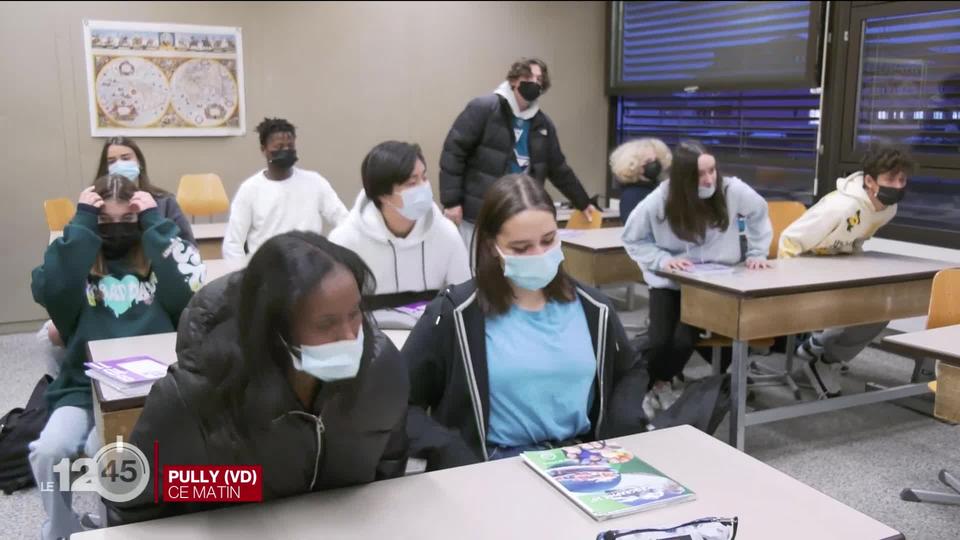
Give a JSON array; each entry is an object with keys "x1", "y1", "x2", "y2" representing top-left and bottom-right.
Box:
[
  {"x1": 285, "y1": 327, "x2": 364, "y2": 382},
  {"x1": 697, "y1": 183, "x2": 716, "y2": 199},
  {"x1": 389, "y1": 182, "x2": 433, "y2": 221}
]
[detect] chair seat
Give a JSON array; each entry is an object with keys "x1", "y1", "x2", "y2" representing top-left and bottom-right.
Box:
[
  {"x1": 929, "y1": 381, "x2": 938, "y2": 393},
  {"x1": 697, "y1": 335, "x2": 776, "y2": 348}
]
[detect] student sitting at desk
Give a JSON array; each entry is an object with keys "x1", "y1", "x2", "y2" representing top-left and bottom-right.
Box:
[
  {"x1": 622, "y1": 140, "x2": 772, "y2": 417},
  {"x1": 402, "y1": 174, "x2": 647, "y2": 471},
  {"x1": 609, "y1": 137, "x2": 672, "y2": 224},
  {"x1": 30, "y1": 176, "x2": 203, "y2": 540},
  {"x1": 329, "y1": 141, "x2": 470, "y2": 328},
  {"x1": 107, "y1": 232, "x2": 408, "y2": 524},
  {"x1": 223, "y1": 117, "x2": 349, "y2": 260},
  {"x1": 779, "y1": 145, "x2": 915, "y2": 397}
]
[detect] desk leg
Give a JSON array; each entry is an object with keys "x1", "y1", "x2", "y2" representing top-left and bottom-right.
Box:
[{"x1": 729, "y1": 340, "x2": 748, "y2": 451}]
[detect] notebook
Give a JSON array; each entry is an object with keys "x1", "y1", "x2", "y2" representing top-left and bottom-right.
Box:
[{"x1": 84, "y1": 355, "x2": 168, "y2": 386}]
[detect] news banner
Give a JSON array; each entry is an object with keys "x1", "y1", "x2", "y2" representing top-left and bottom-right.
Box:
[{"x1": 43, "y1": 437, "x2": 262, "y2": 504}]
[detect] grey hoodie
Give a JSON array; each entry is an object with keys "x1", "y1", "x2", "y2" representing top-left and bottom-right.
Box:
[{"x1": 621, "y1": 176, "x2": 773, "y2": 289}]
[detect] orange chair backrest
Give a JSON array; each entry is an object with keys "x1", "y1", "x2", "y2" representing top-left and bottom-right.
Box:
[
  {"x1": 565, "y1": 209, "x2": 603, "y2": 230},
  {"x1": 44, "y1": 198, "x2": 76, "y2": 231},
  {"x1": 767, "y1": 200, "x2": 807, "y2": 259},
  {"x1": 927, "y1": 268, "x2": 960, "y2": 330},
  {"x1": 176, "y1": 174, "x2": 229, "y2": 217}
]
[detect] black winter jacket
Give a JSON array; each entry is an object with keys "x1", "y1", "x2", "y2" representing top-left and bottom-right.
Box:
[
  {"x1": 439, "y1": 94, "x2": 592, "y2": 222},
  {"x1": 106, "y1": 271, "x2": 409, "y2": 525},
  {"x1": 402, "y1": 280, "x2": 649, "y2": 470}
]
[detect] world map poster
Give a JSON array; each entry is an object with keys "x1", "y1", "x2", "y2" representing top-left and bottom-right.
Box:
[{"x1": 83, "y1": 20, "x2": 246, "y2": 137}]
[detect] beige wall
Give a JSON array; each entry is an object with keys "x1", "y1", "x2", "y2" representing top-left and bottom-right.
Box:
[{"x1": 0, "y1": 1, "x2": 608, "y2": 327}]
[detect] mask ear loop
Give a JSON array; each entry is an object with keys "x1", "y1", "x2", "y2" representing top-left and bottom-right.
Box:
[{"x1": 278, "y1": 333, "x2": 303, "y2": 370}]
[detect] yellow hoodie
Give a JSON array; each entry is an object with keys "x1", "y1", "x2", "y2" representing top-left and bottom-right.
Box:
[{"x1": 778, "y1": 171, "x2": 897, "y2": 258}]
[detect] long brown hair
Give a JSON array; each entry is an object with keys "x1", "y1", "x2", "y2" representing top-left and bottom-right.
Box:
[
  {"x1": 475, "y1": 174, "x2": 575, "y2": 315},
  {"x1": 663, "y1": 140, "x2": 729, "y2": 243},
  {"x1": 90, "y1": 175, "x2": 149, "y2": 277},
  {"x1": 94, "y1": 137, "x2": 169, "y2": 198}
]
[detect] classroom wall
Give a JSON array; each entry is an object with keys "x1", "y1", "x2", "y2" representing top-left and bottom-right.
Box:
[{"x1": 0, "y1": 1, "x2": 609, "y2": 327}]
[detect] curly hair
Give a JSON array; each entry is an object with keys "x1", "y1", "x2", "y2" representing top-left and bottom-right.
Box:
[
  {"x1": 862, "y1": 145, "x2": 916, "y2": 179},
  {"x1": 506, "y1": 58, "x2": 551, "y2": 93},
  {"x1": 609, "y1": 138, "x2": 672, "y2": 184},
  {"x1": 255, "y1": 117, "x2": 296, "y2": 147}
]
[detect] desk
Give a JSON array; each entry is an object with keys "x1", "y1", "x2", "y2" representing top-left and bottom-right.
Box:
[
  {"x1": 556, "y1": 207, "x2": 621, "y2": 228},
  {"x1": 191, "y1": 222, "x2": 227, "y2": 259},
  {"x1": 560, "y1": 227, "x2": 642, "y2": 287},
  {"x1": 884, "y1": 325, "x2": 960, "y2": 422},
  {"x1": 74, "y1": 425, "x2": 902, "y2": 540},
  {"x1": 657, "y1": 253, "x2": 953, "y2": 450}
]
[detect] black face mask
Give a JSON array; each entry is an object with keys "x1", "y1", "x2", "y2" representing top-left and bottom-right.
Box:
[
  {"x1": 98, "y1": 222, "x2": 140, "y2": 259},
  {"x1": 268, "y1": 148, "x2": 298, "y2": 169},
  {"x1": 877, "y1": 185, "x2": 906, "y2": 206},
  {"x1": 517, "y1": 81, "x2": 542, "y2": 102},
  {"x1": 642, "y1": 160, "x2": 662, "y2": 182}
]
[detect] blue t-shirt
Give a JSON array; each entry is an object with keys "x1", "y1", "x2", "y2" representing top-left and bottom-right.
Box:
[
  {"x1": 485, "y1": 300, "x2": 596, "y2": 448},
  {"x1": 510, "y1": 117, "x2": 531, "y2": 173}
]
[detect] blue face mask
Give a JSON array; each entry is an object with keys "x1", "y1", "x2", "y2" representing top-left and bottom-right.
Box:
[
  {"x1": 697, "y1": 183, "x2": 716, "y2": 199},
  {"x1": 390, "y1": 182, "x2": 434, "y2": 221},
  {"x1": 109, "y1": 160, "x2": 141, "y2": 182},
  {"x1": 284, "y1": 327, "x2": 364, "y2": 382},
  {"x1": 496, "y1": 242, "x2": 564, "y2": 290}
]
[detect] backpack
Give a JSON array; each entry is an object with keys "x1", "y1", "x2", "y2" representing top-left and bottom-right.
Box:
[
  {"x1": 0, "y1": 375, "x2": 52, "y2": 494},
  {"x1": 652, "y1": 373, "x2": 731, "y2": 435}
]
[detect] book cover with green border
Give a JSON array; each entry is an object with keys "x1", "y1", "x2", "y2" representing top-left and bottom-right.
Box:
[{"x1": 522, "y1": 441, "x2": 695, "y2": 520}]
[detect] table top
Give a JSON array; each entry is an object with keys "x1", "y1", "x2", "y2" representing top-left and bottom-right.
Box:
[
  {"x1": 191, "y1": 222, "x2": 228, "y2": 240},
  {"x1": 883, "y1": 324, "x2": 960, "y2": 364},
  {"x1": 73, "y1": 425, "x2": 901, "y2": 540},
  {"x1": 657, "y1": 253, "x2": 954, "y2": 297},
  {"x1": 560, "y1": 226, "x2": 627, "y2": 252}
]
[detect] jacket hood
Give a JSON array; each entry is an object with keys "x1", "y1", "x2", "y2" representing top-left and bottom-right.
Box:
[
  {"x1": 345, "y1": 190, "x2": 443, "y2": 248},
  {"x1": 494, "y1": 80, "x2": 540, "y2": 120},
  {"x1": 836, "y1": 171, "x2": 892, "y2": 212}
]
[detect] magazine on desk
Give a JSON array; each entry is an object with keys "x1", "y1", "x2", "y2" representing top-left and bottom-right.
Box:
[
  {"x1": 84, "y1": 355, "x2": 167, "y2": 386},
  {"x1": 522, "y1": 441, "x2": 695, "y2": 521}
]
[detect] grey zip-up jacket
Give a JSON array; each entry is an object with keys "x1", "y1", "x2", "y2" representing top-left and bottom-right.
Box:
[{"x1": 402, "y1": 279, "x2": 649, "y2": 471}]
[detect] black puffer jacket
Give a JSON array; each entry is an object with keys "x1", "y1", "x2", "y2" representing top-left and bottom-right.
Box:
[
  {"x1": 439, "y1": 94, "x2": 592, "y2": 222},
  {"x1": 106, "y1": 271, "x2": 409, "y2": 525},
  {"x1": 402, "y1": 280, "x2": 649, "y2": 471}
]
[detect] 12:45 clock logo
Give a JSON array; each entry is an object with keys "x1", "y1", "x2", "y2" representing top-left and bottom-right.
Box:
[{"x1": 44, "y1": 437, "x2": 150, "y2": 503}]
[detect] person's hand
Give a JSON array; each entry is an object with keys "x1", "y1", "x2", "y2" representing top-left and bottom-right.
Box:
[
  {"x1": 443, "y1": 205, "x2": 463, "y2": 226},
  {"x1": 746, "y1": 257, "x2": 772, "y2": 270},
  {"x1": 662, "y1": 257, "x2": 694, "y2": 271},
  {"x1": 584, "y1": 204, "x2": 600, "y2": 223},
  {"x1": 47, "y1": 322, "x2": 64, "y2": 347},
  {"x1": 78, "y1": 186, "x2": 104, "y2": 208},
  {"x1": 130, "y1": 191, "x2": 158, "y2": 214}
]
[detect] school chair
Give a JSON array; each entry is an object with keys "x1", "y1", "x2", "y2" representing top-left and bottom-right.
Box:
[
  {"x1": 901, "y1": 268, "x2": 960, "y2": 506},
  {"x1": 44, "y1": 198, "x2": 76, "y2": 231},
  {"x1": 176, "y1": 173, "x2": 229, "y2": 223},
  {"x1": 700, "y1": 201, "x2": 807, "y2": 398}
]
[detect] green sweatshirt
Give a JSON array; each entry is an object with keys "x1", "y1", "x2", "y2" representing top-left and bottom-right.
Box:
[{"x1": 31, "y1": 205, "x2": 205, "y2": 411}]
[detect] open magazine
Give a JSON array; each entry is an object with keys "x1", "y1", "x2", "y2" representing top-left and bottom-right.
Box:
[{"x1": 522, "y1": 441, "x2": 695, "y2": 521}]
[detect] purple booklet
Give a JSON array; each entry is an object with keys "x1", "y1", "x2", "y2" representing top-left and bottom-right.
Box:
[
  {"x1": 395, "y1": 301, "x2": 429, "y2": 317},
  {"x1": 84, "y1": 355, "x2": 168, "y2": 385}
]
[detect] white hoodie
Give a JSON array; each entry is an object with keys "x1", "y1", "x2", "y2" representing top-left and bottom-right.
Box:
[
  {"x1": 328, "y1": 191, "x2": 471, "y2": 295},
  {"x1": 778, "y1": 172, "x2": 897, "y2": 259}
]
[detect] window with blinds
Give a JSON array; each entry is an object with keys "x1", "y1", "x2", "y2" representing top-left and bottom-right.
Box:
[
  {"x1": 612, "y1": 89, "x2": 820, "y2": 200},
  {"x1": 611, "y1": 0, "x2": 818, "y2": 92}
]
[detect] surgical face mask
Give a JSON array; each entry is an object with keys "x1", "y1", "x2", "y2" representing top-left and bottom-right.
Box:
[
  {"x1": 642, "y1": 160, "x2": 662, "y2": 182},
  {"x1": 98, "y1": 222, "x2": 140, "y2": 259},
  {"x1": 518, "y1": 81, "x2": 542, "y2": 102},
  {"x1": 268, "y1": 148, "x2": 298, "y2": 169},
  {"x1": 286, "y1": 327, "x2": 364, "y2": 382},
  {"x1": 697, "y1": 183, "x2": 716, "y2": 199},
  {"x1": 390, "y1": 182, "x2": 433, "y2": 221},
  {"x1": 108, "y1": 160, "x2": 140, "y2": 182},
  {"x1": 876, "y1": 185, "x2": 906, "y2": 206},
  {"x1": 496, "y1": 242, "x2": 564, "y2": 291}
]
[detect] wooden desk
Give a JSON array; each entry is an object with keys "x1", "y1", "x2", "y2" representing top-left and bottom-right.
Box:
[
  {"x1": 560, "y1": 227, "x2": 642, "y2": 287},
  {"x1": 657, "y1": 253, "x2": 954, "y2": 450},
  {"x1": 73, "y1": 425, "x2": 902, "y2": 540},
  {"x1": 884, "y1": 325, "x2": 960, "y2": 421},
  {"x1": 191, "y1": 222, "x2": 227, "y2": 260},
  {"x1": 556, "y1": 207, "x2": 621, "y2": 228}
]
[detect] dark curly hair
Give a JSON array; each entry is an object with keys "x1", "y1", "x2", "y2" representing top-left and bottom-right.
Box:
[
  {"x1": 255, "y1": 117, "x2": 296, "y2": 147},
  {"x1": 862, "y1": 145, "x2": 916, "y2": 179}
]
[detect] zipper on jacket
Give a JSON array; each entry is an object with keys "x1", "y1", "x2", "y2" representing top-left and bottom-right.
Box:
[{"x1": 288, "y1": 411, "x2": 326, "y2": 490}]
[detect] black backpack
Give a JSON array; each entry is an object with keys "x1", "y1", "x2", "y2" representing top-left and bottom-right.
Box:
[{"x1": 0, "y1": 375, "x2": 52, "y2": 494}]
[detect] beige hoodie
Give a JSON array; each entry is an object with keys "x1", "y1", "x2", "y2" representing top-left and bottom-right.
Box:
[{"x1": 778, "y1": 171, "x2": 897, "y2": 258}]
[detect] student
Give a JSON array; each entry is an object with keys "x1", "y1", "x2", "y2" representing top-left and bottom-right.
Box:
[
  {"x1": 622, "y1": 140, "x2": 772, "y2": 415},
  {"x1": 439, "y1": 58, "x2": 598, "y2": 252},
  {"x1": 403, "y1": 174, "x2": 647, "y2": 471},
  {"x1": 610, "y1": 138, "x2": 672, "y2": 224},
  {"x1": 30, "y1": 176, "x2": 202, "y2": 540},
  {"x1": 106, "y1": 232, "x2": 408, "y2": 524},
  {"x1": 779, "y1": 145, "x2": 915, "y2": 396},
  {"x1": 223, "y1": 117, "x2": 349, "y2": 260},
  {"x1": 329, "y1": 141, "x2": 470, "y2": 325},
  {"x1": 95, "y1": 136, "x2": 195, "y2": 244}
]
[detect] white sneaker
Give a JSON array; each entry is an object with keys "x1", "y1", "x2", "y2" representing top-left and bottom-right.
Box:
[
  {"x1": 653, "y1": 381, "x2": 684, "y2": 410},
  {"x1": 642, "y1": 393, "x2": 660, "y2": 421}
]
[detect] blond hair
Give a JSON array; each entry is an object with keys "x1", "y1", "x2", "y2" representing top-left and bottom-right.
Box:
[{"x1": 609, "y1": 138, "x2": 672, "y2": 185}]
